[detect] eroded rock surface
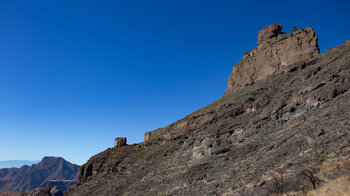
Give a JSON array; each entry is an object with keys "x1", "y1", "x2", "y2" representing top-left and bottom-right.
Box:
[{"x1": 227, "y1": 25, "x2": 320, "y2": 92}]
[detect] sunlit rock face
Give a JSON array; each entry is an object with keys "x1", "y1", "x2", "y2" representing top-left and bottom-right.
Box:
[{"x1": 226, "y1": 24, "x2": 320, "y2": 93}]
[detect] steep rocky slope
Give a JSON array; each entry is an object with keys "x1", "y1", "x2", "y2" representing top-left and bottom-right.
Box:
[
  {"x1": 0, "y1": 157, "x2": 79, "y2": 193},
  {"x1": 67, "y1": 25, "x2": 350, "y2": 196}
]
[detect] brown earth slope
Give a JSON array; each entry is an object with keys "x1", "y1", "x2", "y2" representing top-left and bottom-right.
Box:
[{"x1": 67, "y1": 26, "x2": 350, "y2": 196}]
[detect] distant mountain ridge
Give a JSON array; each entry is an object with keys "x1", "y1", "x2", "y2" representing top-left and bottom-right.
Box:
[
  {"x1": 0, "y1": 160, "x2": 40, "y2": 169},
  {"x1": 0, "y1": 156, "x2": 79, "y2": 193}
]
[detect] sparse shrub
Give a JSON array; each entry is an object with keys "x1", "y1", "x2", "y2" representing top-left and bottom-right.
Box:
[
  {"x1": 292, "y1": 26, "x2": 298, "y2": 33},
  {"x1": 262, "y1": 169, "x2": 286, "y2": 195},
  {"x1": 301, "y1": 168, "x2": 320, "y2": 190},
  {"x1": 300, "y1": 162, "x2": 321, "y2": 190}
]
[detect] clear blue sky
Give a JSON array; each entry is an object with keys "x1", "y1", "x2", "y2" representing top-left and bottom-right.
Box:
[{"x1": 0, "y1": 0, "x2": 349, "y2": 165}]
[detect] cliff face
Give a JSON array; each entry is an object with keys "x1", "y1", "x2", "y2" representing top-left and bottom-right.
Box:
[
  {"x1": 67, "y1": 25, "x2": 350, "y2": 196},
  {"x1": 227, "y1": 24, "x2": 320, "y2": 92}
]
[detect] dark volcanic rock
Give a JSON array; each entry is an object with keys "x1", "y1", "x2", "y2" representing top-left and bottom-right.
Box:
[
  {"x1": 67, "y1": 26, "x2": 350, "y2": 196},
  {"x1": 0, "y1": 157, "x2": 79, "y2": 193}
]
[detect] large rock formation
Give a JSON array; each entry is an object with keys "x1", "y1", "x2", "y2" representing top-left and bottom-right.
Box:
[
  {"x1": 227, "y1": 24, "x2": 320, "y2": 92},
  {"x1": 66, "y1": 26, "x2": 350, "y2": 195},
  {"x1": 142, "y1": 25, "x2": 321, "y2": 144}
]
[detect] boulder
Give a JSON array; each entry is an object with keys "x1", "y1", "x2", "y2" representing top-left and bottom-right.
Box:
[
  {"x1": 115, "y1": 137, "x2": 127, "y2": 147},
  {"x1": 257, "y1": 24, "x2": 283, "y2": 45}
]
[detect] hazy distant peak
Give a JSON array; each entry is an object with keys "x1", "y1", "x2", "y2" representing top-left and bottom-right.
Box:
[{"x1": 0, "y1": 160, "x2": 40, "y2": 169}]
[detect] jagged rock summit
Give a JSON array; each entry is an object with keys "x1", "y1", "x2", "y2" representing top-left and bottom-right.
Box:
[{"x1": 227, "y1": 24, "x2": 320, "y2": 92}]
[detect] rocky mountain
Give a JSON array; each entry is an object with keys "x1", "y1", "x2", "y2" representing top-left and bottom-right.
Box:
[
  {"x1": 0, "y1": 157, "x2": 79, "y2": 194},
  {"x1": 66, "y1": 24, "x2": 350, "y2": 196}
]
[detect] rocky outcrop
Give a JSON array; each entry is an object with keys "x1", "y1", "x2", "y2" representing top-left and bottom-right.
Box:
[
  {"x1": 115, "y1": 137, "x2": 127, "y2": 147},
  {"x1": 226, "y1": 25, "x2": 320, "y2": 92},
  {"x1": 67, "y1": 27, "x2": 350, "y2": 196}
]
